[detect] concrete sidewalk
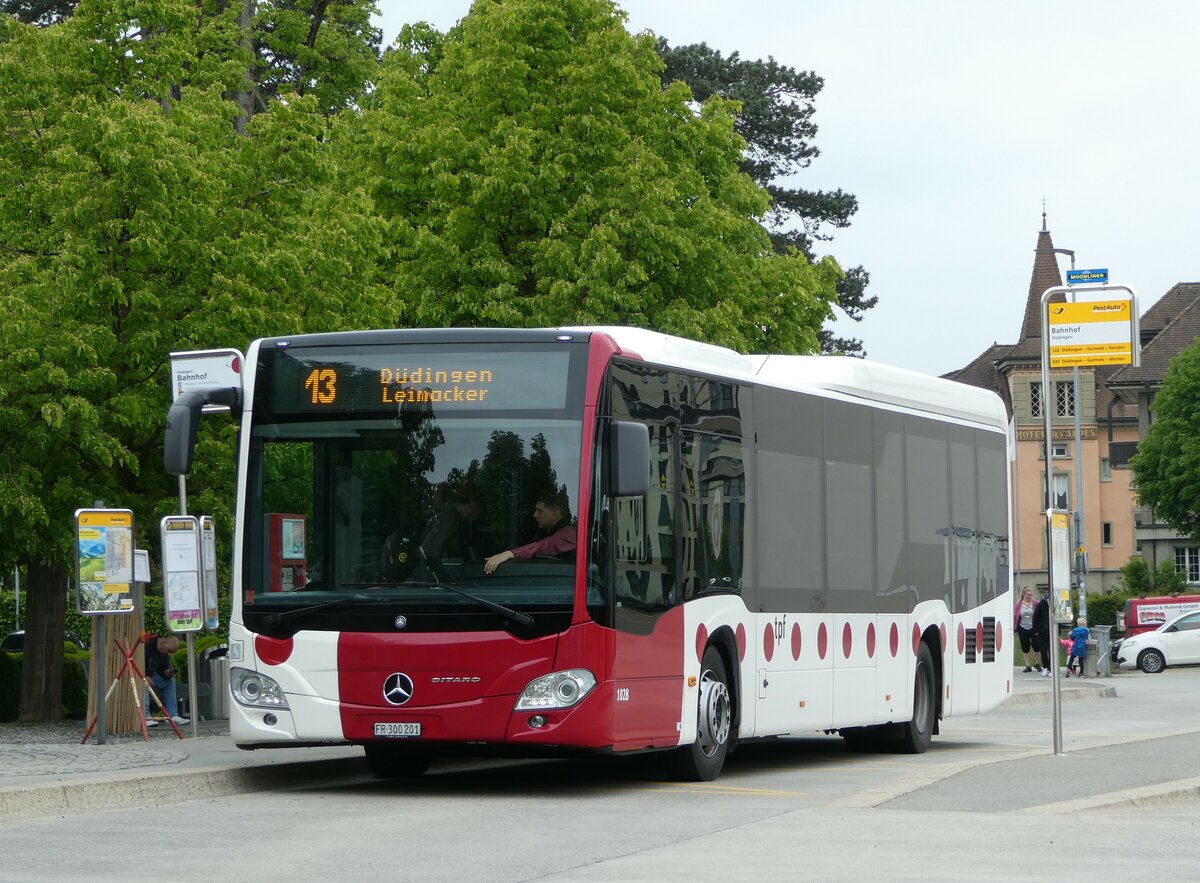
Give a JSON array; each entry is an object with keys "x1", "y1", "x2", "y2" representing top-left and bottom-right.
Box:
[
  {"x1": 0, "y1": 717, "x2": 366, "y2": 822},
  {"x1": 0, "y1": 667, "x2": 1134, "y2": 822}
]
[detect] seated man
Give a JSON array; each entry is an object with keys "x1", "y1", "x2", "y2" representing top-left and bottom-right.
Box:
[
  {"x1": 484, "y1": 491, "x2": 575, "y2": 574},
  {"x1": 143, "y1": 633, "x2": 189, "y2": 726}
]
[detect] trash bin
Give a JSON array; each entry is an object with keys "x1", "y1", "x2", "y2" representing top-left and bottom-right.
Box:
[
  {"x1": 1089, "y1": 626, "x2": 1113, "y2": 678},
  {"x1": 202, "y1": 645, "x2": 230, "y2": 720},
  {"x1": 1083, "y1": 641, "x2": 1099, "y2": 677}
]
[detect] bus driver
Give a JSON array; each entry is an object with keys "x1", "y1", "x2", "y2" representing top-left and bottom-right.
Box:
[{"x1": 484, "y1": 491, "x2": 575, "y2": 573}]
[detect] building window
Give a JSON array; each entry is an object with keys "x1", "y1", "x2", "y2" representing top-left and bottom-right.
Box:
[
  {"x1": 1041, "y1": 472, "x2": 1070, "y2": 506},
  {"x1": 1100, "y1": 458, "x2": 1111, "y2": 480},
  {"x1": 1055, "y1": 381, "x2": 1075, "y2": 417},
  {"x1": 1052, "y1": 443, "x2": 1069, "y2": 459},
  {"x1": 1175, "y1": 547, "x2": 1200, "y2": 584},
  {"x1": 1102, "y1": 522, "x2": 1113, "y2": 547},
  {"x1": 1031, "y1": 382, "x2": 1042, "y2": 418}
]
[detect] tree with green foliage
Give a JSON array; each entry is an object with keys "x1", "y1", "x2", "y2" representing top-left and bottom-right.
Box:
[
  {"x1": 0, "y1": 0, "x2": 75, "y2": 26},
  {"x1": 656, "y1": 39, "x2": 875, "y2": 355},
  {"x1": 1116, "y1": 555, "x2": 1187, "y2": 597},
  {"x1": 1131, "y1": 339, "x2": 1200, "y2": 542},
  {"x1": 252, "y1": 0, "x2": 382, "y2": 115},
  {"x1": 0, "y1": 0, "x2": 389, "y2": 719},
  {"x1": 349, "y1": 0, "x2": 839, "y2": 355},
  {"x1": 0, "y1": 0, "x2": 381, "y2": 119}
]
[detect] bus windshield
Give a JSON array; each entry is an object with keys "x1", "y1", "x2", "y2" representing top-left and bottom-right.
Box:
[{"x1": 241, "y1": 340, "x2": 586, "y2": 635}]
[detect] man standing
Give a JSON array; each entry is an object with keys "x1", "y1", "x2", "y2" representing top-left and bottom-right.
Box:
[{"x1": 1032, "y1": 590, "x2": 1053, "y2": 677}]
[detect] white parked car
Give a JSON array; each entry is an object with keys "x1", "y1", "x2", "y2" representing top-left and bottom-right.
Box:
[{"x1": 1115, "y1": 609, "x2": 1200, "y2": 673}]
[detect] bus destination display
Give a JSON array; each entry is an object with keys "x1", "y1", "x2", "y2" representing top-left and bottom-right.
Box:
[
  {"x1": 304, "y1": 366, "x2": 496, "y2": 406},
  {"x1": 263, "y1": 346, "x2": 575, "y2": 415}
]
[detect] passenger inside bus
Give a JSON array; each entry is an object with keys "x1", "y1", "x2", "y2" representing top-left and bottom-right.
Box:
[{"x1": 484, "y1": 490, "x2": 576, "y2": 573}]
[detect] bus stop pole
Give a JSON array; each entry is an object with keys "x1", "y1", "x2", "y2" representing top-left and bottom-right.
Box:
[
  {"x1": 1040, "y1": 289, "x2": 1065, "y2": 756},
  {"x1": 178, "y1": 476, "x2": 199, "y2": 739}
]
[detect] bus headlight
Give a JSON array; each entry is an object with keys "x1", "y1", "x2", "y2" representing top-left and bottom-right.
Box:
[
  {"x1": 231, "y1": 667, "x2": 290, "y2": 709},
  {"x1": 515, "y1": 669, "x2": 597, "y2": 710}
]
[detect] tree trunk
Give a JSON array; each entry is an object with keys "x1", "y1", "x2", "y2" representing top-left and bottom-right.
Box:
[
  {"x1": 234, "y1": 0, "x2": 257, "y2": 134},
  {"x1": 17, "y1": 560, "x2": 68, "y2": 722}
]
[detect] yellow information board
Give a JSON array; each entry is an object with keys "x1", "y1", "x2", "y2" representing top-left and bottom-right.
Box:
[
  {"x1": 1047, "y1": 299, "x2": 1134, "y2": 369},
  {"x1": 75, "y1": 508, "x2": 136, "y2": 614}
]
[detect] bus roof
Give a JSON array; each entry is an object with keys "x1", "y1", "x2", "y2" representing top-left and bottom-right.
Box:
[{"x1": 575, "y1": 326, "x2": 1008, "y2": 431}]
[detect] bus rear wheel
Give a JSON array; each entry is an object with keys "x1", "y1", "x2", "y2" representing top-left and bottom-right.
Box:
[
  {"x1": 898, "y1": 642, "x2": 936, "y2": 754},
  {"x1": 364, "y1": 744, "x2": 433, "y2": 779},
  {"x1": 665, "y1": 646, "x2": 732, "y2": 781}
]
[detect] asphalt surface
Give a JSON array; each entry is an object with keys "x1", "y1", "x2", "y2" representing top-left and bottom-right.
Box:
[{"x1": 0, "y1": 666, "x2": 1194, "y2": 824}]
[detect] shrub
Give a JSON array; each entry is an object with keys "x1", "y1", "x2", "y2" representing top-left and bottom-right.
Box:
[
  {"x1": 0, "y1": 642, "x2": 89, "y2": 721},
  {"x1": 1084, "y1": 592, "x2": 1129, "y2": 630}
]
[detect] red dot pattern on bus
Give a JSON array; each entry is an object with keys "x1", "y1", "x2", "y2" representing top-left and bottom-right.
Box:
[
  {"x1": 911, "y1": 623, "x2": 921, "y2": 657},
  {"x1": 791, "y1": 622, "x2": 801, "y2": 660},
  {"x1": 735, "y1": 623, "x2": 746, "y2": 661},
  {"x1": 956, "y1": 623, "x2": 965, "y2": 655},
  {"x1": 996, "y1": 621, "x2": 1003, "y2": 653},
  {"x1": 842, "y1": 622, "x2": 852, "y2": 659},
  {"x1": 890, "y1": 622, "x2": 900, "y2": 657},
  {"x1": 975, "y1": 622, "x2": 984, "y2": 655},
  {"x1": 818, "y1": 622, "x2": 828, "y2": 659},
  {"x1": 695, "y1": 624, "x2": 708, "y2": 663},
  {"x1": 762, "y1": 623, "x2": 774, "y2": 662},
  {"x1": 866, "y1": 622, "x2": 876, "y2": 658},
  {"x1": 940, "y1": 624, "x2": 948, "y2": 653}
]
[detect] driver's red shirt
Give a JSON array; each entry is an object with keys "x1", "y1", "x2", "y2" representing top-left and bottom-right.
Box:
[{"x1": 511, "y1": 524, "x2": 576, "y2": 559}]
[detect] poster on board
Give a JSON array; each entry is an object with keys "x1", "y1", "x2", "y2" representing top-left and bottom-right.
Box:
[
  {"x1": 75, "y1": 509, "x2": 136, "y2": 614},
  {"x1": 161, "y1": 515, "x2": 204, "y2": 633}
]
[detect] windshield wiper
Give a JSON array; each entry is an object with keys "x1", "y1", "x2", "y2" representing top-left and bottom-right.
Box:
[
  {"x1": 258, "y1": 593, "x2": 374, "y2": 625},
  {"x1": 418, "y1": 545, "x2": 534, "y2": 627}
]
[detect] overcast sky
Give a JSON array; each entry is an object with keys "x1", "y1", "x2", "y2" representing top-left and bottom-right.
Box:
[{"x1": 374, "y1": 1, "x2": 1200, "y2": 376}]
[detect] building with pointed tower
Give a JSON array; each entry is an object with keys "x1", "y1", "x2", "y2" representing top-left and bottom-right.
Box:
[{"x1": 944, "y1": 216, "x2": 1142, "y2": 598}]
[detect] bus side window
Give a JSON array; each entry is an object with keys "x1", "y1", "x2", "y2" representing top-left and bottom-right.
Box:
[
  {"x1": 680, "y1": 430, "x2": 744, "y2": 600},
  {"x1": 613, "y1": 422, "x2": 675, "y2": 608}
]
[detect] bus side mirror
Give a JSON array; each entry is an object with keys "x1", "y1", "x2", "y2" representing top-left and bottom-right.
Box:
[
  {"x1": 611, "y1": 421, "x2": 649, "y2": 496},
  {"x1": 165, "y1": 392, "x2": 205, "y2": 476},
  {"x1": 165, "y1": 387, "x2": 241, "y2": 476}
]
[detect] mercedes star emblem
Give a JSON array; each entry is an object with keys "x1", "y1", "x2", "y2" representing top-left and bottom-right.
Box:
[{"x1": 383, "y1": 672, "x2": 414, "y2": 706}]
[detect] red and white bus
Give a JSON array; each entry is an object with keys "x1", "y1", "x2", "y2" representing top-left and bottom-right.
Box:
[{"x1": 166, "y1": 327, "x2": 1012, "y2": 780}]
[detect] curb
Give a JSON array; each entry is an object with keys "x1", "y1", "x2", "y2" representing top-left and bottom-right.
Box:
[
  {"x1": 1003, "y1": 681, "x2": 1117, "y2": 708},
  {"x1": 1036, "y1": 774, "x2": 1200, "y2": 813},
  {"x1": 0, "y1": 756, "x2": 366, "y2": 823}
]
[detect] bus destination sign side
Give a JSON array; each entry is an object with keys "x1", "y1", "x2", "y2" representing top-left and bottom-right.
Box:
[{"x1": 1047, "y1": 299, "x2": 1134, "y2": 369}]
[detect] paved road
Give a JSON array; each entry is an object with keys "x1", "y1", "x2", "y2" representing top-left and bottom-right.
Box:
[{"x1": 1, "y1": 667, "x2": 1198, "y2": 880}]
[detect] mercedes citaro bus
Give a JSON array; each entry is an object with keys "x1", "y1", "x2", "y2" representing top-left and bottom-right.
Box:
[{"x1": 165, "y1": 327, "x2": 1012, "y2": 780}]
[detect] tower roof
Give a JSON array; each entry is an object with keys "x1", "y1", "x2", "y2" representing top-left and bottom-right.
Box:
[{"x1": 1017, "y1": 225, "x2": 1067, "y2": 343}]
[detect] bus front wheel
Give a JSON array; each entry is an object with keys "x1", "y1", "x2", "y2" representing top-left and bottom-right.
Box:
[
  {"x1": 898, "y1": 642, "x2": 936, "y2": 754},
  {"x1": 665, "y1": 646, "x2": 732, "y2": 781}
]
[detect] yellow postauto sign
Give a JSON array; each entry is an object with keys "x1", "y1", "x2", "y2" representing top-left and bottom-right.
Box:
[{"x1": 1047, "y1": 299, "x2": 1134, "y2": 368}]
